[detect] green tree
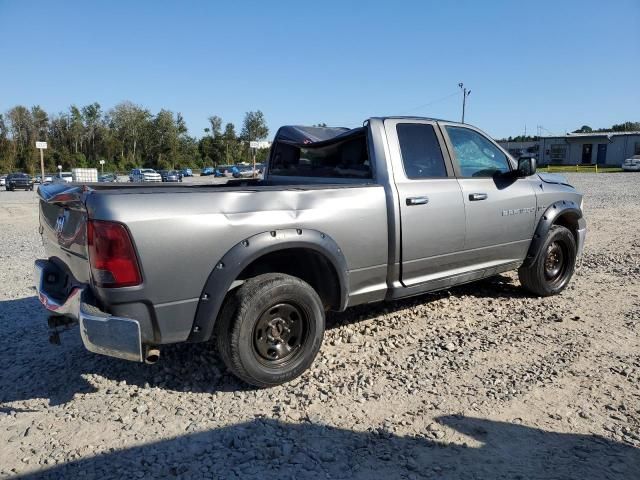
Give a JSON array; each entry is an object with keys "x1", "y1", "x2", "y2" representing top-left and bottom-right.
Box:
[
  {"x1": 82, "y1": 102, "x2": 102, "y2": 162},
  {"x1": 241, "y1": 110, "x2": 269, "y2": 141}
]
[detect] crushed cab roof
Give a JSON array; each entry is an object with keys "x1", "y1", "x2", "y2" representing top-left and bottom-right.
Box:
[{"x1": 273, "y1": 125, "x2": 366, "y2": 148}]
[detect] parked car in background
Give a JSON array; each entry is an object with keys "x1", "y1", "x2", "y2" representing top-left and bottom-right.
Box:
[
  {"x1": 129, "y1": 168, "x2": 162, "y2": 183},
  {"x1": 5, "y1": 173, "x2": 33, "y2": 191},
  {"x1": 230, "y1": 165, "x2": 241, "y2": 178},
  {"x1": 99, "y1": 173, "x2": 119, "y2": 183},
  {"x1": 0, "y1": 176, "x2": 6, "y2": 187},
  {"x1": 180, "y1": 168, "x2": 193, "y2": 177},
  {"x1": 159, "y1": 170, "x2": 182, "y2": 182},
  {"x1": 622, "y1": 155, "x2": 640, "y2": 171},
  {"x1": 236, "y1": 165, "x2": 257, "y2": 178},
  {"x1": 201, "y1": 167, "x2": 215, "y2": 176},
  {"x1": 53, "y1": 172, "x2": 73, "y2": 183},
  {"x1": 34, "y1": 174, "x2": 54, "y2": 184}
]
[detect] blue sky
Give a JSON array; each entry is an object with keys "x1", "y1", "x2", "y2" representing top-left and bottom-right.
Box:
[{"x1": 1, "y1": 0, "x2": 638, "y2": 139}]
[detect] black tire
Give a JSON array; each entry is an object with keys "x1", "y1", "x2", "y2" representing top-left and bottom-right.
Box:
[
  {"x1": 519, "y1": 225, "x2": 577, "y2": 296},
  {"x1": 215, "y1": 273, "x2": 325, "y2": 387}
]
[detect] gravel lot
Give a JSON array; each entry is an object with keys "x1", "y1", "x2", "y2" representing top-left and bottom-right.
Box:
[{"x1": 0, "y1": 173, "x2": 639, "y2": 479}]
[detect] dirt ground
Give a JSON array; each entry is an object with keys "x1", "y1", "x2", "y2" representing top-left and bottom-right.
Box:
[{"x1": 0, "y1": 173, "x2": 638, "y2": 479}]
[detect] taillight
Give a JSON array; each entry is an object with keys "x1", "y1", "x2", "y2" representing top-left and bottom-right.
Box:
[{"x1": 87, "y1": 220, "x2": 142, "y2": 287}]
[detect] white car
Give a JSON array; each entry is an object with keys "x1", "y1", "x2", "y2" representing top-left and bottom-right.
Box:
[
  {"x1": 129, "y1": 168, "x2": 162, "y2": 183},
  {"x1": 54, "y1": 172, "x2": 73, "y2": 183},
  {"x1": 622, "y1": 155, "x2": 640, "y2": 171},
  {"x1": 0, "y1": 176, "x2": 6, "y2": 187}
]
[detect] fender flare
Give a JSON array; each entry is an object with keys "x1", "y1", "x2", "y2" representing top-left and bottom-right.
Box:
[
  {"x1": 522, "y1": 200, "x2": 582, "y2": 267},
  {"x1": 187, "y1": 228, "x2": 349, "y2": 342}
]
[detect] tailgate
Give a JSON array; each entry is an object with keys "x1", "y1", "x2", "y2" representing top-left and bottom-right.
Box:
[{"x1": 38, "y1": 183, "x2": 91, "y2": 284}]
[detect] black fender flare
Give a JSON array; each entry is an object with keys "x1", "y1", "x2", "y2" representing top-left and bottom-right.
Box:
[
  {"x1": 187, "y1": 228, "x2": 349, "y2": 342},
  {"x1": 523, "y1": 200, "x2": 582, "y2": 267}
]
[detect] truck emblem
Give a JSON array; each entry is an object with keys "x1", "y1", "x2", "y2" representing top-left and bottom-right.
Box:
[{"x1": 55, "y1": 212, "x2": 67, "y2": 234}]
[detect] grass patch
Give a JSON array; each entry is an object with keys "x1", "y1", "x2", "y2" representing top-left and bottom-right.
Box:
[{"x1": 542, "y1": 165, "x2": 623, "y2": 173}]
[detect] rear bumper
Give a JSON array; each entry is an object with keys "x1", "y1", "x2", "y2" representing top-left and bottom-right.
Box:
[{"x1": 34, "y1": 259, "x2": 143, "y2": 362}]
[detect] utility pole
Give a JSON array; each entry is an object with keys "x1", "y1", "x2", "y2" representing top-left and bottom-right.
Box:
[
  {"x1": 36, "y1": 141, "x2": 47, "y2": 182},
  {"x1": 458, "y1": 83, "x2": 471, "y2": 123}
]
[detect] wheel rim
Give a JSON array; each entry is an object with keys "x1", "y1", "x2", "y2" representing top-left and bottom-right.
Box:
[
  {"x1": 544, "y1": 241, "x2": 566, "y2": 283},
  {"x1": 253, "y1": 302, "x2": 308, "y2": 366}
]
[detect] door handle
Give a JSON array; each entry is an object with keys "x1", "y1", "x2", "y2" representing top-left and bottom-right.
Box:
[
  {"x1": 406, "y1": 196, "x2": 429, "y2": 206},
  {"x1": 469, "y1": 193, "x2": 488, "y2": 201}
]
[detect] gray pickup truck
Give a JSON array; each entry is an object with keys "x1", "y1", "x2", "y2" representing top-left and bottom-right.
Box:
[{"x1": 35, "y1": 117, "x2": 586, "y2": 386}]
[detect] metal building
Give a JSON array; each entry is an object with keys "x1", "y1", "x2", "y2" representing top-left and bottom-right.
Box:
[
  {"x1": 498, "y1": 132, "x2": 640, "y2": 166},
  {"x1": 539, "y1": 132, "x2": 640, "y2": 166}
]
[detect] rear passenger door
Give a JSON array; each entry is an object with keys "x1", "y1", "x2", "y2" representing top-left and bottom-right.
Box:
[
  {"x1": 384, "y1": 119, "x2": 466, "y2": 287},
  {"x1": 440, "y1": 123, "x2": 537, "y2": 267}
]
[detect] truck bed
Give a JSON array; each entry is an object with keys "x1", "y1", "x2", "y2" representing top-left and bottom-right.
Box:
[{"x1": 38, "y1": 180, "x2": 389, "y2": 344}]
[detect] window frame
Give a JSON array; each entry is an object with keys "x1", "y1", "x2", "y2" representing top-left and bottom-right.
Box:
[
  {"x1": 439, "y1": 122, "x2": 516, "y2": 179},
  {"x1": 384, "y1": 119, "x2": 456, "y2": 181}
]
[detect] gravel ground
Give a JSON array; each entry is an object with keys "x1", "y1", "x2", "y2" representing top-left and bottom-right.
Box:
[{"x1": 0, "y1": 173, "x2": 639, "y2": 479}]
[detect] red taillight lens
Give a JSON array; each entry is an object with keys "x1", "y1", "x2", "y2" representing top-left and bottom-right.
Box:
[{"x1": 87, "y1": 220, "x2": 142, "y2": 287}]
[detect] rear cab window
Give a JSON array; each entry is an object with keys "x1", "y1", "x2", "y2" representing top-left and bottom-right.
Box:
[{"x1": 270, "y1": 132, "x2": 371, "y2": 179}]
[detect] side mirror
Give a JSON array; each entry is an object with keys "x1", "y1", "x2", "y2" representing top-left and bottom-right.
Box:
[{"x1": 517, "y1": 157, "x2": 536, "y2": 177}]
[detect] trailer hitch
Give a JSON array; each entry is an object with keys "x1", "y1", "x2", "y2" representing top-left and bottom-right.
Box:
[{"x1": 47, "y1": 315, "x2": 76, "y2": 345}]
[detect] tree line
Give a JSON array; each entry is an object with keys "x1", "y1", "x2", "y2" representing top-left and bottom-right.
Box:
[{"x1": 0, "y1": 102, "x2": 270, "y2": 174}]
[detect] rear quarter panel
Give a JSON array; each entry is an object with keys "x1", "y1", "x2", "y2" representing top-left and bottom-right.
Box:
[{"x1": 85, "y1": 185, "x2": 388, "y2": 342}]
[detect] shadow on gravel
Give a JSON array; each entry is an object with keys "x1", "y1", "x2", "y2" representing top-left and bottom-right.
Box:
[
  {"x1": 0, "y1": 296, "x2": 252, "y2": 409},
  {"x1": 15, "y1": 416, "x2": 640, "y2": 479},
  {"x1": 326, "y1": 274, "x2": 527, "y2": 330},
  {"x1": 0, "y1": 276, "x2": 530, "y2": 407}
]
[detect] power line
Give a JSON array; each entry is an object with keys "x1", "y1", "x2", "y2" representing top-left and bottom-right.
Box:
[
  {"x1": 328, "y1": 90, "x2": 462, "y2": 127},
  {"x1": 397, "y1": 90, "x2": 461, "y2": 115}
]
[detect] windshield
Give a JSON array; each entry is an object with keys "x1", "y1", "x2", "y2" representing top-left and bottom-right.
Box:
[{"x1": 141, "y1": 169, "x2": 156, "y2": 173}]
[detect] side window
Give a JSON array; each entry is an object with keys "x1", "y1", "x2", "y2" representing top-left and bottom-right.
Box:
[
  {"x1": 445, "y1": 126, "x2": 511, "y2": 178},
  {"x1": 396, "y1": 123, "x2": 447, "y2": 178}
]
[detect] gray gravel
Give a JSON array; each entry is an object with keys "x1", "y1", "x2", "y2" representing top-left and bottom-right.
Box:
[{"x1": 0, "y1": 173, "x2": 639, "y2": 479}]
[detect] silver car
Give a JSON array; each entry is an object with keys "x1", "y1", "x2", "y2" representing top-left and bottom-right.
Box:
[{"x1": 622, "y1": 155, "x2": 640, "y2": 171}]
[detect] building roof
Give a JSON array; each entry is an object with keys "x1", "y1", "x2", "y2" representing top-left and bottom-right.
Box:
[{"x1": 541, "y1": 131, "x2": 640, "y2": 139}]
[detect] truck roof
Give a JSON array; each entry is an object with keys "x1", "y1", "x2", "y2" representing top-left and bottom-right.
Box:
[{"x1": 370, "y1": 116, "x2": 459, "y2": 124}]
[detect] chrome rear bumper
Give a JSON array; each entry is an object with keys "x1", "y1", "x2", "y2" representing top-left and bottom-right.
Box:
[
  {"x1": 576, "y1": 217, "x2": 587, "y2": 259},
  {"x1": 34, "y1": 259, "x2": 143, "y2": 362}
]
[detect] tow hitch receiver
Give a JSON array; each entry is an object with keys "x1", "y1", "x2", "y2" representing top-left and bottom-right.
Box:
[{"x1": 47, "y1": 315, "x2": 77, "y2": 345}]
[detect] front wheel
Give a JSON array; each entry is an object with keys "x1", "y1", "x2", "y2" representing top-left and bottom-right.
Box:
[
  {"x1": 519, "y1": 225, "x2": 577, "y2": 296},
  {"x1": 215, "y1": 273, "x2": 325, "y2": 387}
]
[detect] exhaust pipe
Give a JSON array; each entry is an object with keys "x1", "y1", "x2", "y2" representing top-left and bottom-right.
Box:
[{"x1": 144, "y1": 347, "x2": 160, "y2": 364}]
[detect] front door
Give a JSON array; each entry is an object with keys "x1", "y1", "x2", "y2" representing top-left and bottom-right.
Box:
[
  {"x1": 384, "y1": 119, "x2": 466, "y2": 287},
  {"x1": 582, "y1": 144, "x2": 593, "y2": 164},
  {"x1": 597, "y1": 144, "x2": 607, "y2": 164},
  {"x1": 441, "y1": 124, "x2": 537, "y2": 268}
]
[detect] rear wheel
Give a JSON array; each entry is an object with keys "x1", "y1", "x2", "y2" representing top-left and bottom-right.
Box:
[
  {"x1": 519, "y1": 225, "x2": 577, "y2": 296},
  {"x1": 215, "y1": 273, "x2": 325, "y2": 387}
]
